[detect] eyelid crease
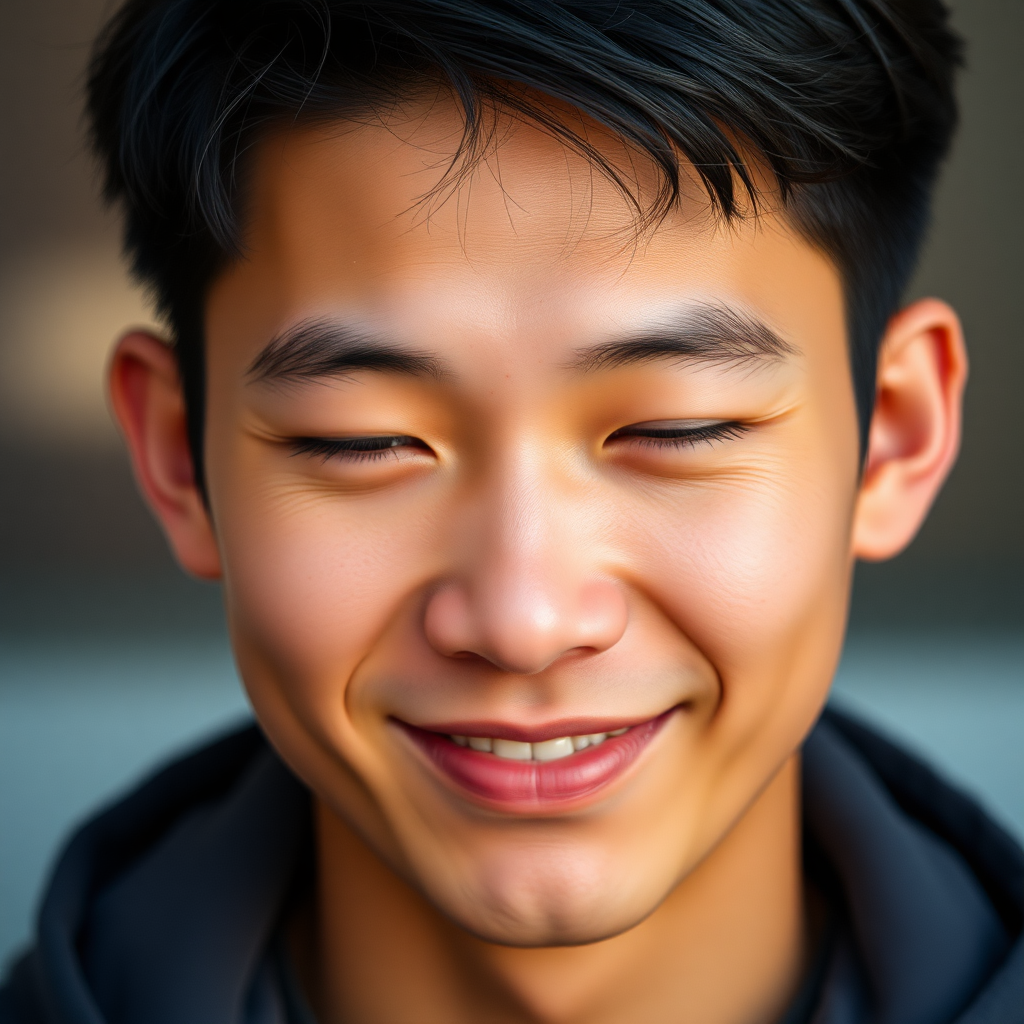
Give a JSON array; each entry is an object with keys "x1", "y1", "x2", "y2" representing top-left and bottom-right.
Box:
[
  {"x1": 607, "y1": 420, "x2": 749, "y2": 447},
  {"x1": 616, "y1": 418, "x2": 728, "y2": 432},
  {"x1": 290, "y1": 434, "x2": 429, "y2": 462}
]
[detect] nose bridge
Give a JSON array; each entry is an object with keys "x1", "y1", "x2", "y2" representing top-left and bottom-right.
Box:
[
  {"x1": 490, "y1": 446, "x2": 564, "y2": 572},
  {"x1": 423, "y1": 444, "x2": 628, "y2": 674},
  {"x1": 487, "y1": 471, "x2": 569, "y2": 631}
]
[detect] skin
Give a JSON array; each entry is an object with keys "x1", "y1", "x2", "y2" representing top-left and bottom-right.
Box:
[{"x1": 108, "y1": 99, "x2": 966, "y2": 1024}]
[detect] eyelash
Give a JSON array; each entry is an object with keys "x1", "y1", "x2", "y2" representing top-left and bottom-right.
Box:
[
  {"x1": 290, "y1": 421, "x2": 748, "y2": 464},
  {"x1": 606, "y1": 421, "x2": 749, "y2": 449},
  {"x1": 290, "y1": 435, "x2": 427, "y2": 462}
]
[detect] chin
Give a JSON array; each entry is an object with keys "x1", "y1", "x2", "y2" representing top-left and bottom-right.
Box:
[
  {"x1": 453, "y1": 899, "x2": 655, "y2": 948},
  {"x1": 427, "y1": 849, "x2": 663, "y2": 948}
]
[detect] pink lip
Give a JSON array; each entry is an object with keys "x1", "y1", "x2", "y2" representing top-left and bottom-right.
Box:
[{"x1": 396, "y1": 709, "x2": 674, "y2": 810}]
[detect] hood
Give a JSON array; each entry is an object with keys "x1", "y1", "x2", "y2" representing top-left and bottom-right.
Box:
[{"x1": 1, "y1": 709, "x2": 1021, "y2": 1024}]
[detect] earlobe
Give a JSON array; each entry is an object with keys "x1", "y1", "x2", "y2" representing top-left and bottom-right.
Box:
[
  {"x1": 852, "y1": 298, "x2": 967, "y2": 561},
  {"x1": 107, "y1": 331, "x2": 222, "y2": 580}
]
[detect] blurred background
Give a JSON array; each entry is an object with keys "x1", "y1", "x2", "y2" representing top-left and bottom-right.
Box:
[{"x1": 0, "y1": 0, "x2": 1021, "y2": 970}]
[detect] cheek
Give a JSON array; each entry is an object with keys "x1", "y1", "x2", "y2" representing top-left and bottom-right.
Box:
[
  {"x1": 212, "y1": 472, "x2": 447, "y2": 736},
  {"x1": 676, "y1": 472, "x2": 851, "y2": 658},
  {"x1": 624, "y1": 448, "x2": 858, "y2": 740}
]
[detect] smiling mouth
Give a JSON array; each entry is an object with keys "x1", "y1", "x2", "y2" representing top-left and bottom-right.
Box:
[
  {"x1": 396, "y1": 709, "x2": 676, "y2": 809},
  {"x1": 451, "y1": 728, "x2": 628, "y2": 760}
]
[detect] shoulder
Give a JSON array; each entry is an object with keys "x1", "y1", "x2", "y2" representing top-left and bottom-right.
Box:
[
  {"x1": 818, "y1": 706, "x2": 1023, "y2": 931},
  {"x1": 805, "y1": 707, "x2": 1024, "y2": 1024},
  {"x1": 0, "y1": 724, "x2": 306, "y2": 1024}
]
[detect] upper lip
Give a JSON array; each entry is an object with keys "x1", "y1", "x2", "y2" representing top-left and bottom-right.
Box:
[{"x1": 393, "y1": 712, "x2": 669, "y2": 744}]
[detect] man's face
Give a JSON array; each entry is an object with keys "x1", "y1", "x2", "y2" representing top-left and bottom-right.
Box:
[{"x1": 202, "y1": 102, "x2": 860, "y2": 945}]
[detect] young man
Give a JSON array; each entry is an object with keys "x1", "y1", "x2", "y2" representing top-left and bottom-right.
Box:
[{"x1": 1, "y1": 0, "x2": 1020, "y2": 1021}]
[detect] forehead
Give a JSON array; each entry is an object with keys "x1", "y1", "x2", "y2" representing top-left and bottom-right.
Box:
[{"x1": 211, "y1": 101, "x2": 844, "y2": 359}]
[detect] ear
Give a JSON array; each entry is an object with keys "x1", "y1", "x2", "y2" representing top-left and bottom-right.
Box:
[
  {"x1": 852, "y1": 298, "x2": 968, "y2": 561},
  {"x1": 107, "y1": 330, "x2": 222, "y2": 579}
]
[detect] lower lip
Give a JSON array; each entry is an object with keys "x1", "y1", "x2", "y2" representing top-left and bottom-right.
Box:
[{"x1": 397, "y1": 711, "x2": 674, "y2": 810}]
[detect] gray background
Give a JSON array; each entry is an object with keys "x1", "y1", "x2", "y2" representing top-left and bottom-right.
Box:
[{"x1": 1, "y1": 0, "x2": 1021, "y2": 969}]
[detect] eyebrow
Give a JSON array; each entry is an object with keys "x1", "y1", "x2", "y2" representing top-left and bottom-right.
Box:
[
  {"x1": 248, "y1": 303, "x2": 795, "y2": 386},
  {"x1": 247, "y1": 318, "x2": 448, "y2": 384},
  {"x1": 568, "y1": 303, "x2": 796, "y2": 373}
]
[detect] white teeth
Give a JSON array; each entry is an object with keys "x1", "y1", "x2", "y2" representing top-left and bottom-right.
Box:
[
  {"x1": 492, "y1": 738, "x2": 533, "y2": 760},
  {"x1": 451, "y1": 727, "x2": 630, "y2": 760},
  {"x1": 532, "y1": 737, "x2": 576, "y2": 762}
]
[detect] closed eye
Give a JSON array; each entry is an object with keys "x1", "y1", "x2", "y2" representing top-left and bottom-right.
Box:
[
  {"x1": 290, "y1": 435, "x2": 431, "y2": 462},
  {"x1": 606, "y1": 420, "x2": 748, "y2": 449}
]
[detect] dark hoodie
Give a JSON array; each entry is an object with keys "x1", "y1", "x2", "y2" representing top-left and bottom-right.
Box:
[{"x1": 1, "y1": 708, "x2": 1021, "y2": 1024}]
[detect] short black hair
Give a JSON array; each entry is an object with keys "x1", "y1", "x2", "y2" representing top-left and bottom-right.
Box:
[{"x1": 87, "y1": 0, "x2": 962, "y2": 489}]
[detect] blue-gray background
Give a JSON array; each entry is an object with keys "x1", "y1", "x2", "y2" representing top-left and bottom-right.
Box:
[{"x1": 1, "y1": 0, "x2": 1021, "y2": 972}]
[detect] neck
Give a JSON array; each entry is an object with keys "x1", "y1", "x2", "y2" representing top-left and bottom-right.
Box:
[{"x1": 303, "y1": 755, "x2": 806, "y2": 1024}]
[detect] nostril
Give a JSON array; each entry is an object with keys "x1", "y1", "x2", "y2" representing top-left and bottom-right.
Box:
[
  {"x1": 423, "y1": 576, "x2": 628, "y2": 673},
  {"x1": 565, "y1": 645, "x2": 601, "y2": 660}
]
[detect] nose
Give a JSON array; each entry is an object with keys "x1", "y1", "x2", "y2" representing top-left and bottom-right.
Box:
[{"x1": 423, "y1": 482, "x2": 628, "y2": 675}]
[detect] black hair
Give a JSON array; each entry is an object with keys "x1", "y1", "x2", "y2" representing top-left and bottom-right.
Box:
[{"x1": 87, "y1": 0, "x2": 962, "y2": 490}]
